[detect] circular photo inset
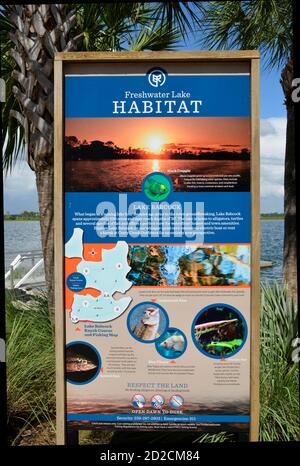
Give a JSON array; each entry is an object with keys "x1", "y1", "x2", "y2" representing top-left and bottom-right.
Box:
[
  {"x1": 127, "y1": 302, "x2": 169, "y2": 343},
  {"x1": 192, "y1": 304, "x2": 247, "y2": 359},
  {"x1": 155, "y1": 327, "x2": 187, "y2": 359},
  {"x1": 66, "y1": 341, "x2": 101, "y2": 384},
  {"x1": 142, "y1": 172, "x2": 172, "y2": 201}
]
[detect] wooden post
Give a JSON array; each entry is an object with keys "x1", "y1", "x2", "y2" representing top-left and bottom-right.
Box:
[
  {"x1": 54, "y1": 57, "x2": 66, "y2": 446},
  {"x1": 250, "y1": 57, "x2": 260, "y2": 442}
]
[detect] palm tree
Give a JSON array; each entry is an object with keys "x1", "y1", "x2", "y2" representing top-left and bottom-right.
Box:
[
  {"x1": 1, "y1": 3, "x2": 204, "y2": 320},
  {"x1": 201, "y1": 0, "x2": 296, "y2": 301}
]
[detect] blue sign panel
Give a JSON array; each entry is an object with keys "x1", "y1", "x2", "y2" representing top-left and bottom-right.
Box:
[
  {"x1": 65, "y1": 74, "x2": 250, "y2": 118},
  {"x1": 64, "y1": 61, "x2": 252, "y2": 435}
]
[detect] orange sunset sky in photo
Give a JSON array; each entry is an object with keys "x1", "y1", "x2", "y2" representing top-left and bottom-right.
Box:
[{"x1": 65, "y1": 117, "x2": 250, "y2": 153}]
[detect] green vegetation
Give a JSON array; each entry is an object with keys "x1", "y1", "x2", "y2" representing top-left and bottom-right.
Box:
[
  {"x1": 6, "y1": 291, "x2": 55, "y2": 445},
  {"x1": 261, "y1": 213, "x2": 284, "y2": 220},
  {"x1": 260, "y1": 282, "x2": 299, "y2": 441},
  {"x1": 6, "y1": 282, "x2": 299, "y2": 445},
  {"x1": 4, "y1": 211, "x2": 40, "y2": 221}
]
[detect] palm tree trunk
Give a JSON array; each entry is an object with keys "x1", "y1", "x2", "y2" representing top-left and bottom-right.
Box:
[
  {"x1": 281, "y1": 58, "x2": 297, "y2": 301},
  {"x1": 36, "y1": 166, "x2": 54, "y2": 319},
  {"x1": 8, "y1": 5, "x2": 82, "y2": 321}
]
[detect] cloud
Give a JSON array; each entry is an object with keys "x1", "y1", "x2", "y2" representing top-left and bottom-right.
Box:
[
  {"x1": 260, "y1": 119, "x2": 277, "y2": 137},
  {"x1": 3, "y1": 161, "x2": 39, "y2": 214},
  {"x1": 260, "y1": 117, "x2": 286, "y2": 209}
]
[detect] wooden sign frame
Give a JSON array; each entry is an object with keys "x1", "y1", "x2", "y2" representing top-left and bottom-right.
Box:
[{"x1": 54, "y1": 51, "x2": 260, "y2": 445}]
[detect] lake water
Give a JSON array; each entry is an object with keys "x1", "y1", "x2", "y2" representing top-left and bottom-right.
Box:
[
  {"x1": 260, "y1": 219, "x2": 284, "y2": 282},
  {"x1": 4, "y1": 219, "x2": 284, "y2": 282},
  {"x1": 65, "y1": 159, "x2": 250, "y2": 192},
  {"x1": 4, "y1": 221, "x2": 42, "y2": 271}
]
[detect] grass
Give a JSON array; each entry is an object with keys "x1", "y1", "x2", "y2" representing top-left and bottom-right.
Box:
[
  {"x1": 5, "y1": 282, "x2": 299, "y2": 445},
  {"x1": 259, "y1": 282, "x2": 299, "y2": 441},
  {"x1": 260, "y1": 213, "x2": 284, "y2": 220},
  {"x1": 6, "y1": 291, "x2": 56, "y2": 445}
]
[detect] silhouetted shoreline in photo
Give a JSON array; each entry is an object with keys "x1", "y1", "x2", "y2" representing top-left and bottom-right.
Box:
[{"x1": 65, "y1": 136, "x2": 251, "y2": 162}]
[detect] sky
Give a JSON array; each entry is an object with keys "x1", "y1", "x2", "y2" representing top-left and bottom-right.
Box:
[
  {"x1": 3, "y1": 29, "x2": 287, "y2": 214},
  {"x1": 65, "y1": 116, "x2": 250, "y2": 152}
]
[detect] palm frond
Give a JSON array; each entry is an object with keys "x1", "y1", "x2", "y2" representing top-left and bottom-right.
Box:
[
  {"x1": 1, "y1": 6, "x2": 26, "y2": 172},
  {"x1": 128, "y1": 24, "x2": 181, "y2": 51},
  {"x1": 201, "y1": 0, "x2": 292, "y2": 69},
  {"x1": 153, "y1": 2, "x2": 205, "y2": 38},
  {"x1": 1, "y1": 2, "x2": 204, "y2": 170},
  {"x1": 73, "y1": 3, "x2": 155, "y2": 51}
]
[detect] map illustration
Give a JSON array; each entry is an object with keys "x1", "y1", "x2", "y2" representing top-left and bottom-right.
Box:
[{"x1": 65, "y1": 228, "x2": 132, "y2": 323}]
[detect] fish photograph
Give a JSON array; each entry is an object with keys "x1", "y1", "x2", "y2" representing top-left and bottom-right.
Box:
[
  {"x1": 193, "y1": 305, "x2": 247, "y2": 358},
  {"x1": 156, "y1": 328, "x2": 187, "y2": 359},
  {"x1": 66, "y1": 342, "x2": 100, "y2": 384},
  {"x1": 133, "y1": 306, "x2": 160, "y2": 341},
  {"x1": 127, "y1": 302, "x2": 168, "y2": 343}
]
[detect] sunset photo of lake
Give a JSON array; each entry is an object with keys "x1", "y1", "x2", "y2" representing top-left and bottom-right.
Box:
[{"x1": 64, "y1": 116, "x2": 250, "y2": 192}]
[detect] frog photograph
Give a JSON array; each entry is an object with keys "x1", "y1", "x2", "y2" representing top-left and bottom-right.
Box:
[
  {"x1": 143, "y1": 173, "x2": 171, "y2": 201},
  {"x1": 64, "y1": 116, "x2": 250, "y2": 193}
]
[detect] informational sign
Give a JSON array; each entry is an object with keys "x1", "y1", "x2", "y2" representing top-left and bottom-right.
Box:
[{"x1": 54, "y1": 51, "x2": 260, "y2": 444}]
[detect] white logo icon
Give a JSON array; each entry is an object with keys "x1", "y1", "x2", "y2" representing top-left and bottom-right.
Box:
[{"x1": 148, "y1": 68, "x2": 167, "y2": 87}]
